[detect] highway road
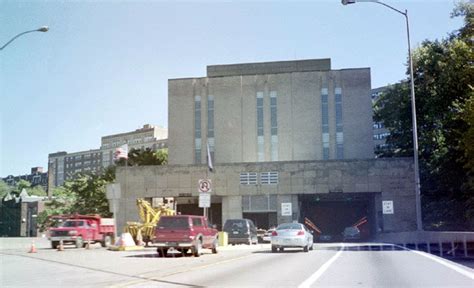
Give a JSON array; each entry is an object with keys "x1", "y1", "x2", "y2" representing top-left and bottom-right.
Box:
[{"x1": 1, "y1": 238, "x2": 473, "y2": 287}]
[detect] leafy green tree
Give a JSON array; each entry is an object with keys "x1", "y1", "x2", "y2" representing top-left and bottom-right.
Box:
[
  {"x1": 374, "y1": 2, "x2": 473, "y2": 230},
  {"x1": 0, "y1": 180, "x2": 12, "y2": 198},
  {"x1": 37, "y1": 186, "x2": 77, "y2": 231},
  {"x1": 63, "y1": 172, "x2": 112, "y2": 217},
  {"x1": 27, "y1": 185, "x2": 47, "y2": 197},
  {"x1": 6, "y1": 179, "x2": 47, "y2": 197},
  {"x1": 116, "y1": 148, "x2": 168, "y2": 166},
  {"x1": 12, "y1": 179, "x2": 31, "y2": 195},
  {"x1": 459, "y1": 92, "x2": 474, "y2": 224}
]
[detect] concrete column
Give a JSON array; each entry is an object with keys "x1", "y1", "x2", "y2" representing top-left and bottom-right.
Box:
[
  {"x1": 277, "y1": 195, "x2": 299, "y2": 224},
  {"x1": 222, "y1": 196, "x2": 243, "y2": 224}
]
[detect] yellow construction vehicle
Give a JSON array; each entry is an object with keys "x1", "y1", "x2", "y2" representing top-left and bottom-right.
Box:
[{"x1": 125, "y1": 198, "x2": 175, "y2": 245}]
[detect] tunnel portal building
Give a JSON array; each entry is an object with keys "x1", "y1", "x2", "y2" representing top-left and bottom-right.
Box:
[{"x1": 115, "y1": 59, "x2": 416, "y2": 240}]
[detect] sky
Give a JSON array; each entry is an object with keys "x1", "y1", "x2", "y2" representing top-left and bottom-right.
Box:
[{"x1": 0, "y1": 0, "x2": 465, "y2": 177}]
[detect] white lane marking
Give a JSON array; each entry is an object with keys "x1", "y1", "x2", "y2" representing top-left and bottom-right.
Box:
[
  {"x1": 411, "y1": 250, "x2": 474, "y2": 280},
  {"x1": 298, "y1": 243, "x2": 344, "y2": 288}
]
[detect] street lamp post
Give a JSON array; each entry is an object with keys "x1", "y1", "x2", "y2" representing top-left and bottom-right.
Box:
[
  {"x1": 342, "y1": 0, "x2": 422, "y2": 231},
  {"x1": 0, "y1": 26, "x2": 49, "y2": 51}
]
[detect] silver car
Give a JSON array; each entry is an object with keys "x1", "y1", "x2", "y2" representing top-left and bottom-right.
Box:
[{"x1": 271, "y1": 223, "x2": 314, "y2": 252}]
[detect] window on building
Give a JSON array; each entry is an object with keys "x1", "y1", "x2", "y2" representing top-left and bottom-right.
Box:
[
  {"x1": 335, "y1": 87, "x2": 343, "y2": 159},
  {"x1": 261, "y1": 172, "x2": 278, "y2": 185},
  {"x1": 240, "y1": 172, "x2": 258, "y2": 185},
  {"x1": 270, "y1": 91, "x2": 278, "y2": 161},
  {"x1": 207, "y1": 95, "x2": 215, "y2": 162},
  {"x1": 195, "y1": 95, "x2": 202, "y2": 164},
  {"x1": 32, "y1": 175, "x2": 41, "y2": 185},
  {"x1": 321, "y1": 88, "x2": 329, "y2": 160},
  {"x1": 257, "y1": 92, "x2": 264, "y2": 162},
  {"x1": 195, "y1": 139, "x2": 202, "y2": 163},
  {"x1": 373, "y1": 122, "x2": 385, "y2": 129},
  {"x1": 380, "y1": 132, "x2": 390, "y2": 139},
  {"x1": 242, "y1": 195, "x2": 277, "y2": 212}
]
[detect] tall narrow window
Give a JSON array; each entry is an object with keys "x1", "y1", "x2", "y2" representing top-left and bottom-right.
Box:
[
  {"x1": 207, "y1": 95, "x2": 215, "y2": 161},
  {"x1": 321, "y1": 88, "x2": 329, "y2": 160},
  {"x1": 335, "y1": 88, "x2": 343, "y2": 159},
  {"x1": 194, "y1": 95, "x2": 202, "y2": 164},
  {"x1": 270, "y1": 91, "x2": 278, "y2": 161},
  {"x1": 257, "y1": 92, "x2": 264, "y2": 162}
]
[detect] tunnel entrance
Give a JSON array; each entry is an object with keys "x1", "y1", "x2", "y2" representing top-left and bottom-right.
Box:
[
  {"x1": 175, "y1": 197, "x2": 222, "y2": 229},
  {"x1": 243, "y1": 212, "x2": 278, "y2": 230},
  {"x1": 299, "y1": 193, "x2": 376, "y2": 242}
]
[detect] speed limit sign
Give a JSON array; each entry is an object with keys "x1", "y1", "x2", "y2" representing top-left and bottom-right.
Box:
[{"x1": 198, "y1": 179, "x2": 212, "y2": 193}]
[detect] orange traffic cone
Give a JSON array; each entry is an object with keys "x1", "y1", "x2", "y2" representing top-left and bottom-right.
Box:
[
  {"x1": 57, "y1": 240, "x2": 64, "y2": 252},
  {"x1": 28, "y1": 241, "x2": 37, "y2": 253}
]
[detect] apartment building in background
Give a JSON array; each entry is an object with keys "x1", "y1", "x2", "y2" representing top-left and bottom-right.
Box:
[
  {"x1": 371, "y1": 86, "x2": 391, "y2": 155},
  {"x1": 100, "y1": 124, "x2": 168, "y2": 167},
  {"x1": 47, "y1": 124, "x2": 167, "y2": 194},
  {"x1": 2, "y1": 167, "x2": 48, "y2": 191}
]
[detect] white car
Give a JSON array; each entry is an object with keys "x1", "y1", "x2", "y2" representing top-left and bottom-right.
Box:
[{"x1": 271, "y1": 223, "x2": 313, "y2": 252}]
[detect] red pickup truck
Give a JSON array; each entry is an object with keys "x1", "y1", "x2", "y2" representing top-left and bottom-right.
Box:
[
  {"x1": 48, "y1": 214, "x2": 115, "y2": 249},
  {"x1": 153, "y1": 215, "x2": 219, "y2": 257}
]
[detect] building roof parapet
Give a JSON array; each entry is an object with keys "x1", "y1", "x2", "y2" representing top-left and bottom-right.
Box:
[
  {"x1": 48, "y1": 151, "x2": 67, "y2": 157},
  {"x1": 101, "y1": 124, "x2": 166, "y2": 141},
  {"x1": 64, "y1": 149, "x2": 102, "y2": 157},
  {"x1": 206, "y1": 58, "x2": 331, "y2": 77}
]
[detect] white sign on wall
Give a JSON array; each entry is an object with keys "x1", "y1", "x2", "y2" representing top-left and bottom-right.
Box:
[
  {"x1": 382, "y1": 200, "x2": 394, "y2": 214},
  {"x1": 199, "y1": 193, "x2": 211, "y2": 208},
  {"x1": 281, "y1": 203, "x2": 292, "y2": 216}
]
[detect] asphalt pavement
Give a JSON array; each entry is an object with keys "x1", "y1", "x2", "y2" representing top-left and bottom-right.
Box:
[{"x1": 1, "y1": 237, "x2": 473, "y2": 287}]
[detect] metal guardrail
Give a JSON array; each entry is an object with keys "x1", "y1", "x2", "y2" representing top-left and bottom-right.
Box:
[{"x1": 375, "y1": 231, "x2": 474, "y2": 258}]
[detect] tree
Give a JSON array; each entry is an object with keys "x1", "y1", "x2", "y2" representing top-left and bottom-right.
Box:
[
  {"x1": 374, "y1": 2, "x2": 474, "y2": 230},
  {"x1": 63, "y1": 172, "x2": 112, "y2": 217},
  {"x1": 0, "y1": 180, "x2": 12, "y2": 198},
  {"x1": 27, "y1": 185, "x2": 47, "y2": 197},
  {"x1": 8, "y1": 179, "x2": 47, "y2": 197},
  {"x1": 37, "y1": 186, "x2": 77, "y2": 231},
  {"x1": 116, "y1": 148, "x2": 168, "y2": 166},
  {"x1": 12, "y1": 179, "x2": 31, "y2": 195}
]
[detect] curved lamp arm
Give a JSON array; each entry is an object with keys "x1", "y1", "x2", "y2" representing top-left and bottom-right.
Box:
[{"x1": 0, "y1": 26, "x2": 49, "y2": 51}]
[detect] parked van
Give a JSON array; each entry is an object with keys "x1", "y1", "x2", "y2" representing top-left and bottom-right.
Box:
[{"x1": 223, "y1": 219, "x2": 258, "y2": 245}]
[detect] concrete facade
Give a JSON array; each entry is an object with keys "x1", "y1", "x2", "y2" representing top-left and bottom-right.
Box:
[
  {"x1": 115, "y1": 158, "x2": 416, "y2": 234},
  {"x1": 169, "y1": 59, "x2": 373, "y2": 165},
  {"x1": 64, "y1": 149, "x2": 103, "y2": 179}
]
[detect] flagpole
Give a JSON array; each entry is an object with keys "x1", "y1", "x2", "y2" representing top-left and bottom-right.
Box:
[
  {"x1": 205, "y1": 145, "x2": 208, "y2": 219},
  {"x1": 205, "y1": 141, "x2": 214, "y2": 219}
]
